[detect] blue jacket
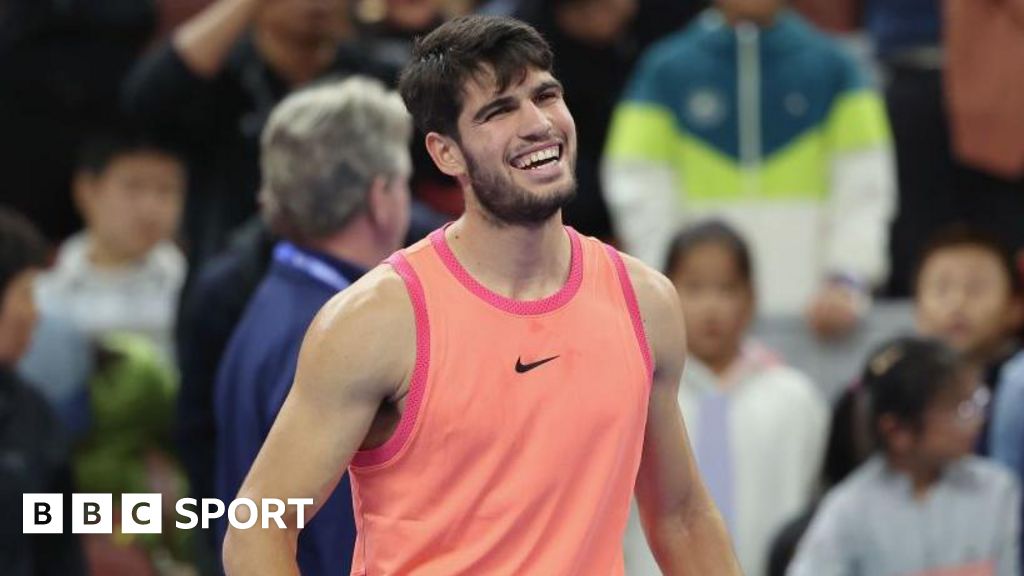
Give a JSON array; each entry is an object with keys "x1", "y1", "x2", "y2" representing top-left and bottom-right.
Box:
[
  {"x1": 865, "y1": 0, "x2": 941, "y2": 59},
  {"x1": 213, "y1": 243, "x2": 365, "y2": 575},
  {"x1": 991, "y1": 350, "x2": 1024, "y2": 567}
]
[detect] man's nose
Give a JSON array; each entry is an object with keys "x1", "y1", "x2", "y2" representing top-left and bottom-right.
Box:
[{"x1": 518, "y1": 101, "x2": 554, "y2": 140}]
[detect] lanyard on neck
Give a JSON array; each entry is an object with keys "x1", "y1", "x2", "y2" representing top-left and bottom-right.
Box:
[{"x1": 273, "y1": 242, "x2": 351, "y2": 291}]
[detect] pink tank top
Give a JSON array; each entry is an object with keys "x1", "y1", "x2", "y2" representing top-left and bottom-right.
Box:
[{"x1": 348, "y1": 226, "x2": 653, "y2": 575}]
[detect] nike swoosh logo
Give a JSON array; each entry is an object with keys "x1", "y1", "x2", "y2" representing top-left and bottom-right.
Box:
[{"x1": 515, "y1": 355, "x2": 560, "y2": 374}]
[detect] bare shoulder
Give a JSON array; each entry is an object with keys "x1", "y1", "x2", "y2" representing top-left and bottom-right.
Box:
[
  {"x1": 295, "y1": 263, "x2": 416, "y2": 402},
  {"x1": 616, "y1": 252, "x2": 680, "y2": 317},
  {"x1": 312, "y1": 263, "x2": 413, "y2": 335},
  {"x1": 614, "y1": 251, "x2": 686, "y2": 379}
]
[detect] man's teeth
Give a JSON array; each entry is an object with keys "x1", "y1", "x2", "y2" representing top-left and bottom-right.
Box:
[{"x1": 513, "y1": 146, "x2": 560, "y2": 169}]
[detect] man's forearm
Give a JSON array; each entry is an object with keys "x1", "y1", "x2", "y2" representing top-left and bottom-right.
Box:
[
  {"x1": 173, "y1": 0, "x2": 259, "y2": 78},
  {"x1": 647, "y1": 503, "x2": 743, "y2": 576},
  {"x1": 223, "y1": 525, "x2": 301, "y2": 576}
]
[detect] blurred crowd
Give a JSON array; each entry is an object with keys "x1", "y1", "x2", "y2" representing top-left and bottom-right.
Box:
[{"x1": 1, "y1": 0, "x2": 1022, "y2": 575}]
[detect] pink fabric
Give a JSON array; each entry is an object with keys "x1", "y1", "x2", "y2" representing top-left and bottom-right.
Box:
[
  {"x1": 350, "y1": 252, "x2": 431, "y2": 468},
  {"x1": 347, "y1": 232, "x2": 650, "y2": 575},
  {"x1": 428, "y1": 225, "x2": 584, "y2": 316},
  {"x1": 603, "y1": 245, "x2": 655, "y2": 384}
]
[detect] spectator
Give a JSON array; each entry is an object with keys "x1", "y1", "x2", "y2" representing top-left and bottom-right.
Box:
[
  {"x1": 624, "y1": 221, "x2": 828, "y2": 576},
  {"x1": 74, "y1": 333, "x2": 189, "y2": 574},
  {"x1": 213, "y1": 76, "x2": 412, "y2": 575},
  {"x1": 876, "y1": 0, "x2": 1024, "y2": 297},
  {"x1": 0, "y1": 207, "x2": 86, "y2": 576},
  {"x1": 865, "y1": 0, "x2": 951, "y2": 297},
  {"x1": 990, "y1": 352, "x2": 1024, "y2": 568},
  {"x1": 122, "y1": 0, "x2": 393, "y2": 266},
  {"x1": 514, "y1": 0, "x2": 639, "y2": 240},
  {"x1": 787, "y1": 336, "x2": 1020, "y2": 576},
  {"x1": 0, "y1": 0, "x2": 157, "y2": 241},
  {"x1": 766, "y1": 380, "x2": 879, "y2": 576},
  {"x1": 171, "y1": 0, "x2": 446, "y2": 531},
  {"x1": 34, "y1": 128, "x2": 186, "y2": 364},
  {"x1": 355, "y1": 0, "x2": 464, "y2": 220},
  {"x1": 943, "y1": 0, "x2": 1024, "y2": 260},
  {"x1": 174, "y1": 213, "x2": 275, "y2": 576},
  {"x1": 603, "y1": 0, "x2": 894, "y2": 338},
  {"x1": 632, "y1": 0, "x2": 709, "y2": 50},
  {"x1": 175, "y1": 218, "x2": 274, "y2": 496},
  {"x1": 914, "y1": 225, "x2": 1024, "y2": 454}
]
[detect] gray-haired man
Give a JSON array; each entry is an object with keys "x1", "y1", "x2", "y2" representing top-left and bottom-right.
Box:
[{"x1": 211, "y1": 75, "x2": 412, "y2": 576}]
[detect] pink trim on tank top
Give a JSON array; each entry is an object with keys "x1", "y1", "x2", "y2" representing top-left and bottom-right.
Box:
[
  {"x1": 604, "y1": 245, "x2": 655, "y2": 384},
  {"x1": 350, "y1": 252, "x2": 430, "y2": 468},
  {"x1": 428, "y1": 225, "x2": 583, "y2": 315}
]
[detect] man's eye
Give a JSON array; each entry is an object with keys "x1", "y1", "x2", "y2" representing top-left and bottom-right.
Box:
[
  {"x1": 538, "y1": 91, "x2": 558, "y2": 102},
  {"x1": 485, "y1": 108, "x2": 511, "y2": 121}
]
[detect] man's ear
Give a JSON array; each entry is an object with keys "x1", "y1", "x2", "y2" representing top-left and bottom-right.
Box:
[
  {"x1": 364, "y1": 176, "x2": 389, "y2": 228},
  {"x1": 424, "y1": 132, "x2": 467, "y2": 178}
]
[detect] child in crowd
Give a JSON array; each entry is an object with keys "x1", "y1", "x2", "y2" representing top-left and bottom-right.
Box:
[
  {"x1": 624, "y1": 221, "x2": 829, "y2": 576},
  {"x1": 35, "y1": 128, "x2": 186, "y2": 364},
  {"x1": 788, "y1": 336, "x2": 1020, "y2": 576},
  {"x1": 914, "y1": 225, "x2": 1023, "y2": 456},
  {"x1": 0, "y1": 208, "x2": 86, "y2": 575}
]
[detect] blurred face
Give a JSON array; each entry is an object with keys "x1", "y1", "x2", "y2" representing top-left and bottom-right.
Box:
[
  {"x1": 670, "y1": 242, "x2": 753, "y2": 370},
  {"x1": 0, "y1": 270, "x2": 40, "y2": 365},
  {"x1": 454, "y1": 67, "x2": 578, "y2": 227},
  {"x1": 77, "y1": 151, "x2": 185, "y2": 263},
  {"x1": 715, "y1": 0, "x2": 785, "y2": 25},
  {"x1": 916, "y1": 246, "x2": 1022, "y2": 362},
  {"x1": 386, "y1": 0, "x2": 444, "y2": 32},
  {"x1": 257, "y1": 0, "x2": 349, "y2": 45},
  {"x1": 889, "y1": 373, "x2": 989, "y2": 467},
  {"x1": 557, "y1": 0, "x2": 638, "y2": 44}
]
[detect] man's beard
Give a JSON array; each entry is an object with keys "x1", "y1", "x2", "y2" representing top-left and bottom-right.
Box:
[{"x1": 465, "y1": 150, "x2": 577, "y2": 228}]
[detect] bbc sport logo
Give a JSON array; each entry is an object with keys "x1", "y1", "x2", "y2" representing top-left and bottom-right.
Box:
[{"x1": 23, "y1": 494, "x2": 314, "y2": 534}]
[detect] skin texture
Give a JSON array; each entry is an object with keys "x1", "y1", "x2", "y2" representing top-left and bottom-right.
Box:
[
  {"x1": 223, "y1": 64, "x2": 740, "y2": 576},
  {"x1": 669, "y1": 242, "x2": 754, "y2": 377},
  {"x1": 916, "y1": 246, "x2": 1024, "y2": 366},
  {"x1": 74, "y1": 151, "x2": 185, "y2": 267}
]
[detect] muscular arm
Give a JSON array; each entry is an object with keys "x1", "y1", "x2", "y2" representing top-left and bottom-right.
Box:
[
  {"x1": 623, "y1": 255, "x2": 742, "y2": 575},
  {"x1": 222, "y1": 266, "x2": 414, "y2": 575}
]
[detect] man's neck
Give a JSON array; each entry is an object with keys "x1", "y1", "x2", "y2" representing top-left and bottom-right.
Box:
[
  {"x1": 302, "y1": 219, "x2": 391, "y2": 272},
  {"x1": 254, "y1": 29, "x2": 338, "y2": 87},
  {"x1": 444, "y1": 211, "x2": 572, "y2": 302}
]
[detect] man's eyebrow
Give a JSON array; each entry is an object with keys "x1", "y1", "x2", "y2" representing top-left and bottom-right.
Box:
[
  {"x1": 533, "y1": 79, "x2": 564, "y2": 96},
  {"x1": 470, "y1": 79, "x2": 564, "y2": 124},
  {"x1": 472, "y1": 95, "x2": 517, "y2": 123}
]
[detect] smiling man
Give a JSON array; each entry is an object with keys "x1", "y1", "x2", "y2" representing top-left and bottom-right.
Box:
[{"x1": 223, "y1": 15, "x2": 740, "y2": 575}]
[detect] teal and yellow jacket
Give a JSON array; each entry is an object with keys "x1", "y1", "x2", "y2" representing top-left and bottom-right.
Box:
[{"x1": 603, "y1": 10, "x2": 894, "y2": 314}]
